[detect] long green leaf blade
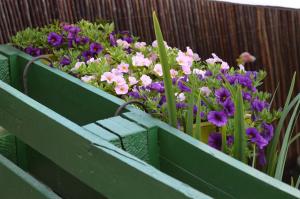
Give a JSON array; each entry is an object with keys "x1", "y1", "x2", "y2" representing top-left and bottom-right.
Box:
[
  {"x1": 266, "y1": 72, "x2": 296, "y2": 175},
  {"x1": 153, "y1": 12, "x2": 177, "y2": 128},
  {"x1": 233, "y1": 86, "x2": 247, "y2": 162},
  {"x1": 275, "y1": 99, "x2": 300, "y2": 180}
]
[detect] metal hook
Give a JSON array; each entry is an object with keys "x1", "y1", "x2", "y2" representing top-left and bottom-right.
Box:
[
  {"x1": 23, "y1": 55, "x2": 53, "y2": 95},
  {"x1": 114, "y1": 100, "x2": 148, "y2": 116}
]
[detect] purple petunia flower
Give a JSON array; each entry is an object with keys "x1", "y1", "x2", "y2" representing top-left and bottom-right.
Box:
[
  {"x1": 178, "y1": 80, "x2": 191, "y2": 92},
  {"x1": 120, "y1": 30, "x2": 133, "y2": 43},
  {"x1": 128, "y1": 91, "x2": 140, "y2": 99},
  {"x1": 109, "y1": 32, "x2": 117, "y2": 46},
  {"x1": 60, "y1": 56, "x2": 71, "y2": 66},
  {"x1": 89, "y1": 42, "x2": 103, "y2": 55},
  {"x1": 205, "y1": 70, "x2": 213, "y2": 77},
  {"x1": 223, "y1": 98, "x2": 235, "y2": 117},
  {"x1": 159, "y1": 95, "x2": 166, "y2": 105},
  {"x1": 261, "y1": 122, "x2": 274, "y2": 142},
  {"x1": 246, "y1": 127, "x2": 268, "y2": 149},
  {"x1": 75, "y1": 36, "x2": 90, "y2": 45},
  {"x1": 176, "y1": 102, "x2": 188, "y2": 109},
  {"x1": 208, "y1": 133, "x2": 222, "y2": 150},
  {"x1": 236, "y1": 74, "x2": 253, "y2": 90},
  {"x1": 208, "y1": 133, "x2": 234, "y2": 150},
  {"x1": 215, "y1": 87, "x2": 231, "y2": 104},
  {"x1": 82, "y1": 50, "x2": 93, "y2": 62},
  {"x1": 47, "y1": 32, "x2": 63, "y2": 47},
  {"x1": 257, "y1": 149, "x2": 267, "y2": 166},
  {"x1": 207, "y1": 111, "x2": 228, "y2": 127},
  {"x1": 251, "y1": 98, "x2": 268, "y2": 112},
  {"x1": 242, "y1": 91, "x2": 252, "y2": 101},
  {"x1": 148, "y1": 82, "x2": 164, "y2": 93},
  {"x1": 25, "y1": 46, "x2": 42, "y2": 57},
  {"x1": 227, "y1": 135, "x2": 234, "y2": 146}
]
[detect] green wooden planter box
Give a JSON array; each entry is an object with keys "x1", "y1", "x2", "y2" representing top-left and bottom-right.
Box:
[{"x1": 0, "y1": 44, "x2": 299, "y2": 199}]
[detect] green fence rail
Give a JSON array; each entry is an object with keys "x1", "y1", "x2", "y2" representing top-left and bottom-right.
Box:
[{"x1": 0, "y1": 44, "x2": 299, "y2": 199}]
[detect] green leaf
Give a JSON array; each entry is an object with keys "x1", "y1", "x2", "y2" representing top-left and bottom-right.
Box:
[
  {"x1": 194, "y1": 94, "x2": 202, "y2": 140},
  {"x1": 233, "y1": 86, "x2": 247, "y2": 163},
  {"x1": 185, "y1": 94, "x2": 194, "y2": 135},
  {"x1": 296, "y1": 175, "x2": 300, "y2": 188},
  {"x1": 266, "y1": 72, "x2": 296, "y2": 175},
  {"x1": 274, "y1": 99, "x2": 300, "y2": 180},
  {"x1": 288, "y1": 132, "x2": 300, "y2": 146},
  {"x1": 152, "y1": 12, "x2": 177, "y2": 128}
]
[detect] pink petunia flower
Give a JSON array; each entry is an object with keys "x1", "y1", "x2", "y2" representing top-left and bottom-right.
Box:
[
  {"x1": 221, "y1": 62, "x2": 230, "y2": 70},
  {"x1": 134, "y1": 42, "x2": 146, "y2": 49},
  {"x1": 101, "y1": 72, "x2": 115, "y2": 84},
  {"x1": 181, "y1": 65, "x2": 191, "y2": 75},
  {"x1": 128, "y1": 76, "x2": 138, "y2": 86},
  {"x1": 140, "y1": 75, "x2": 152, "y2": 86},
  {"x1": 117, "y1": 62, "x2": 129, "y2": 73},
  {"x1": 154, "y1": 64, "x2": 163, "y2": 76},
  {"x1": 115, "y1": 84, "x2": 129, "y2": 95},
  {"x1": 113, "y1": 75, "x2": 126, "y2": 86},
  {"x1": 117, "y1": 39, "x2": 130, "y2": 49},
  {"x1": 200, "y1": 87, "x2": 212, "y2": 97},
  {"x1": 170, "y1": 69, "x2": 178, "y2": 78},
  {"x1": 132, "y1": 53, "x2": 152, "y2": 67}
]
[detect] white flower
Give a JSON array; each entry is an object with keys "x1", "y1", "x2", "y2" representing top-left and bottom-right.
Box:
[
  {"x1": 134, "y1": 42, "x2": 146, "y2": 49},
  {"x1": 200, "y1": 87, "x2": 211, "y2": 97},
  {"x1": 71, "y1": 62, "x2": 85, "y2": 71},
  {"x1": 176, "y1": 93, "x2": 186, "y2": 102},
  {"x1": 117, "y1": 39, "x2": 130, "y2": 49},
  {"x1": 153, "y1": 64, "x2": 163, "y2": 76},
  {"x1": 221, "y1": 62, "x2": 230, "y2": 70},
  {"x1": 140, "y1": 75, "x2": 152, "y2": 86},
  {"x1": 128, "y1": 76, "x2": 138, "y2": 86},
  {"x1": 239, "y1": 64, "x2": 245, "y2": 72},
  {"x1": 192, "y1": 69, "x2": 206, "y2": 76},
  {"x1": 193, "y1": 53, "x2": 201, "y2": 61},
  {"x1": 81, "y1": 75, "x2": 95, "y2": 83},
  {"x1": 132, "y1": 52, "x2": 152, "y2": 67},
  {"x1": 152, "y1": 40, "x2": 170, "y2": 49}
]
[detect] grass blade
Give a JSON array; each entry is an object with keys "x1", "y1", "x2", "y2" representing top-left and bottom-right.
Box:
[
  {"x1": 266, "y1": 72, "x2": 296, "y2": 175},
  {"x1": 296, "y1": 175, "x2": 300, "y2": 189},
  {"x1": 288, "y1": 132, "x2": 300, "y2": 146},
  {"x1": 233, "y1": 86, "x2": 247, "y2": 163},
  {"x1": 275, "y1": 99, "x2": 300, "y2": 180},
  {"x1": 153, "y1": 12, "x2": 177, "y2": 128},
  {"x1": 186, "y1": 93, "x2": 194, "y2": 135},
  {"x1": 194, "y1": 94, "x2": 202, "y2": 140}
]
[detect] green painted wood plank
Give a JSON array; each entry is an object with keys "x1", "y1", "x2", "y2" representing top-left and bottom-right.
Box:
[
  {"x1": 83, "y1": 123, "x2": 119, "y2": 141},
  {"x1": 96, "y1": 116, "x2": 149, "y2": 162},
  {"x1": 0, "y1": 54, "x2": 10, "y2": 83},
  {"x1": 123, "y1": 111, "x2": 300, "y2": 199},
  {"x1": 122, "y1": 111, "x2": 160, "y2": 168},
  {"x1": 0, "y1": 154, "x2": 61, "y2": 199},
  {"x1": 27, "y1": 146, "x2": 107, "y2": 199},
  {"x1": 0, "y1": 79, "x2": 210, "y2": 199},
  {"x1": 0, "y1": 44, "x2": 132, "y2": 126}
]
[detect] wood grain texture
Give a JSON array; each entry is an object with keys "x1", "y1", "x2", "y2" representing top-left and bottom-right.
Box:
[{"x1": 0, "y1": 0, "x2": 299, "y2": 159}]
